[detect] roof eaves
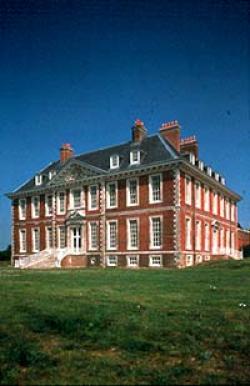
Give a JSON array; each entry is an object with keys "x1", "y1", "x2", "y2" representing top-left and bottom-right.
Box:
[{"x1": 181, "y1": 159, "x2": 242, "y2": 201}]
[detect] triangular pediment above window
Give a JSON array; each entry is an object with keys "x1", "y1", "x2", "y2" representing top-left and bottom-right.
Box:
[{"x1": 48, "y1": 159, "x2": 105, "y2": 186}]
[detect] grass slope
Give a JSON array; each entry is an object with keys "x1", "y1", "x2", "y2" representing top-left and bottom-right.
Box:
[{"x1": 0, "y1": 260, "x2": 250, "y2": 385}]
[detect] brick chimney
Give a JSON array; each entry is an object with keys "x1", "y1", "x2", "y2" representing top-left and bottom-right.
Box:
[
  {"x1": 180, "y1": 136, "x2": 198, "y2": 159},
  {"x1": 159, "y1": 120, "x2": 180, "y2": 152},
  {"x1": 132, "y1": 119, "x2": 147, "y2": 142},
  {"x1": 60, "y1": 143, "x2": 74, "y2": 163}
]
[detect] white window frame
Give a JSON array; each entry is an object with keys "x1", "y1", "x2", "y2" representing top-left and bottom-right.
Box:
[
  {"x1": 231, "y1": 231, "x2": 235, "y2": 250},
  {"x1": 127, "y1": 255, "x2": 139, "y2": 267},
  {"x1": 204, "y1": 222, "x2": 210, "y2": 252},
  {"x1": 195, "y1": 181, "x2": 201, "y2": 209},
  {"x1": 149, "y1": 216, "x2": 163, "y2": 249},
  {"x1": 185, "y1": 217, "x2": 192, "y2": 250},
  {"x1": 204, "y1": 186, "x2": 210, "y2": 212},
  {"x1": 110, "y1": 154, "x2": 119, "y2": 169},
  {"x1": 107, "y1": 255, "x2": 118, "y2": 266},
  {"x1": 225, "y1": 198, "x2": 230, "y2": 220},
  {"x1": 149, "y1": 173, "x2": 163, "y2": 204},
  {"x1": 185, "y1": 175, "x2": 192, "y2": 205},
  {"x1": 230, "y1": 202, "x2": 235, "y2": 221},
  {"x1": 58, "y1": 226, "x2": 66, "y2": 249},
  {"x1": 106, "y1": 181, "x2": 118, "y2": 209},
  {"x1": 220, "y1": 195, "x2": 225, "y2": 217},
  {"x1": 195, "y1": 220, "x2": 201, "y2": 250},
  {"x1": 213, "y1": 191, "x2": 218, "y2": 215},
  {"x1": 19, "y1": 229, "x2": 26, "y2": 253},
  {"x1": 57, "y1": 191, "x2": 66, "y2": 215},
  {"x1": 226, "y1": 229, "x2": 230, "y2": 252},
  {"x1": 35, "y1": 175, "x2": 42, "y2": 186},
  {"x1": 127, "y1": 218, "x2": 139, "y2": 250},
  {"x1": 196, "y1": 255, "x2": 203, "y2": 264},
  {"x1": 149, "y1": 255, "x2": 162, "y2": 267},
  {"x1": 70, "y1": 188, "x2": 83, "y2": 209},
  {"x1": 204, "y1": 255, "x2": 210, "y2": 261},
  {"x1": 88, "y1": 185, "x2": 98, "y2": 210},
  {"x1": 19, "y1": 198, "x2": 26, "y2": 220},
  {"x1": 126, "y1": 177, "x2": 139, "y2": 207},
  {"x1": 48, "y1": 170, "x2": 56, "y2": 180},
  {"x1": 88, "y1": 221, "x2": 98, "y2": 251},
  {"x1": 45, "y1": 194, "x2": 53, "y2": 217},
  {"x1": 46, "y1": 226, "x2": 53, "y2": 250},
  {"x1": 106, "y1": 220, "x2": 118, "y2": 250},
  {"x1": 220, "y1": 227, "x2": 225, "y2": 253},
  {"x1": 31, "y1": 196, "x2": 40, "y2": 219},
  {"x1": 32, "y1": 228, "x2": 40, "y2": 253},
  {"x1": 130, "y1": 150, "x2": 140, "y2": 165},
  {"x1": 186, "y1": 254, "x2": 193, "y2": 266}
]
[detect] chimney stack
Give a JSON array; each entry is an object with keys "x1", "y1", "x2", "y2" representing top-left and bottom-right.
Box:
[
  {"x1": 60, "y1": 143, "x2": 73, "y2": 163},
  {"x1": 159, "y1": 120, "x2": 180, "y2": 152},
  {"x1": 180, "y1": 136, "x2": 199, "y2": 159},
  {"x1": 132, "y1": 119, "x2": 147, "y2": 142}
]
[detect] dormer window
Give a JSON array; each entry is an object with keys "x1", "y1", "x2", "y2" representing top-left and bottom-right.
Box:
[
  {"x1": 49, "y1": 170, "x2": 56, "y2": 180},
  {"x1": 206, "y1": 167, "x2": 212, "y2": 177},
  {"x1": 198, "y1": 160, "x2": 204, "y2": 171},
  {"x1": 215, "y1": 172, "x2": 220, "y2": 181},
  {"x1": 130, "y1": 150, "x2": 140, "y2": 165},
  {"x1": 35, "y1": 175, "x2": 43, "y2": 186},
  {"x1": 189, "y1": 153, "x2": 195, "y2": 165},
  {"x1": 110, "y1": 154, "x2": 119, "y2": 169}
]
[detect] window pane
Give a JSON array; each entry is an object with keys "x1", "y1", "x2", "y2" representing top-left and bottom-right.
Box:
[
  {"x1": 59, "y1": 227, "x2": 66, "y2": 248},
  {"x1": 90, "y1": 222, "x2": 98, "y2": 249},
  {"x1": 152, "y1": 218, "x2": 161, "y2": 247},
  {"x1": 129, "y1": 179, "x2": 137, "y2": 204},
  {"x1": 129, "y1": 220, "x2": 138, "y2": 248},
  {"x1": 109, "y1": 183, "x2": 116, "y2": 207},
  {"x1": 59, "y1": 192, "x2": 65, "y2": 213},
  {"x1": 109, "y1": 222, "x2": 117, "y2": 248},
  {"x1": 90, "y1": 186, "x2": 97, "y2": 208},
  {"x1": 151, "y1": 175, "x2": 161, "y2": 201},
  {"x1": 73, "y1": 190, "x2": 81, "y2": 208}
]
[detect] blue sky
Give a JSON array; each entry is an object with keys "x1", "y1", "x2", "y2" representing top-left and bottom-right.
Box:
[{"x1": 0, "y1": 0, "x2": 249, "y2": 249}]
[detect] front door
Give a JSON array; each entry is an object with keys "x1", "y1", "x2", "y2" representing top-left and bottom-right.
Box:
[{"x1": 72, "y1": 226, "x2": 82, "y2": 253}]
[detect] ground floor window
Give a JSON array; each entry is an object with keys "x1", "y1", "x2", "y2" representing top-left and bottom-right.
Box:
[
  {"x1": 19, "y1": 229, "x2": 26, "y2": 252},
  {"x1": 107, "y1": 255, "x2": 118, "y2": 266},
  {"x1": 186, "y1": 254, "x2": 193, "y2": 266},
  {"x1": 196, "y1": 255, "x2": 202, "y2": 264},
  {"x1": 127, "y1": 255, "x2": 139, "y2": 267},
  {"x1": 149, "y1": 255, "x2": 162, "y2": 267},
  {"x1": 32, "y1": 228, "x2": 40, "y2": 252},
  {"x1": 58, "y1": 226, "x2": 66, "y2": 249},
  {"x1": 204, "y1": 255, "x2": 210, "y2": 261}
]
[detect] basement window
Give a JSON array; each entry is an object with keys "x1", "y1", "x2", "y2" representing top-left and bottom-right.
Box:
[{"x1": 107, "y1": 255, "x2": 118, "y2": 266}]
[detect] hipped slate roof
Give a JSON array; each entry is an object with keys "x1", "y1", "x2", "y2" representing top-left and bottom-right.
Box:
[{"x1": 10, "y1": 134, "x2": 178, "y2": 195}]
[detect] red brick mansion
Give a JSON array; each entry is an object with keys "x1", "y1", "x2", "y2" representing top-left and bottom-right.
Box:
[{"x1": 7, "y1": 119, "x2": 243, "y2": 268}]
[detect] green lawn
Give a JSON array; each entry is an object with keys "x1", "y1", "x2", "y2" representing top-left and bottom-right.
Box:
[{"x1": 0, "y1": 260, "x2": 250, "y2": 385}]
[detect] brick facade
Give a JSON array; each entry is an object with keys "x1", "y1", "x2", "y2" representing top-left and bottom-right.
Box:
[{"x1": 7, "y1": 119, "x2": 243, "y2": 268}]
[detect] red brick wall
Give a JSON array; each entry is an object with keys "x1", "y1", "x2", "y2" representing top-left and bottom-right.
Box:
[
  {"x1": 179, "y1": 170, "x2": 238, "y2": 260},
  {"x1": 238, "y1": 229, "x2": 250, "y2": 250}
]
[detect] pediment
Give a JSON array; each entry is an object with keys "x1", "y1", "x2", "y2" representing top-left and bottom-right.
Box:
[{"x1": 48, "y1": 159, "x2": 104, "y2": 186}]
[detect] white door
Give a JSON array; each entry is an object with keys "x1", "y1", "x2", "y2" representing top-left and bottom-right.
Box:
[{"x1": 72, "y1": 226, "x2": 82, "y2": 253}]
